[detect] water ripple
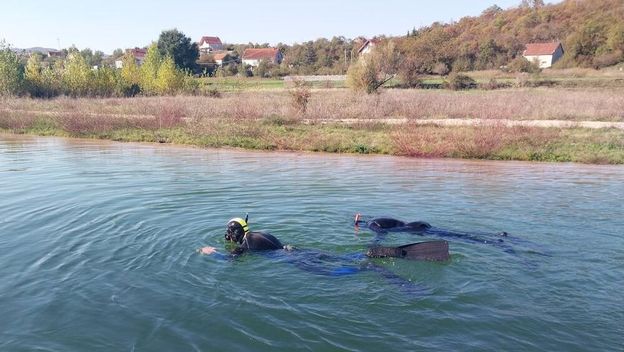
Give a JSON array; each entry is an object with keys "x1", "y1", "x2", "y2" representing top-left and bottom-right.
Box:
[{"x1": 1, "y1": 135, "x2": 623, "y2": 351}]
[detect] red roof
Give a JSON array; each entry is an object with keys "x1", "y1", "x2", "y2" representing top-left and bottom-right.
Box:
[
  {"x1": 242, "y1": 48, "x2": 279, "y2": 60},
  {"x1": 213, "y1": 53, "x2": 227, "y2": 61},
  {"x1": 127, "y1": 47, "x2": 146, "y2": 58},
  {"x1": 199, "y1": 36, "x2": 223, "y2": 46},
  {"x1": 523, "y1": 42, "x2": 562, "y2": 56}
]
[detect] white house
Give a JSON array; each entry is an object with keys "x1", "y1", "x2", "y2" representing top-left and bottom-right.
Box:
[
  {"x1": 522, "y1": 42, "x2": 564, "y2": 68},
  {"x1": 242, "y1": 48, "x2": 283, "y2": 67},
  {"x1": 357, "y1": 38, "x2": 381, "y2": 55},
  {"x1": 114, "y1": 48, "x2": 147, "y2": 69},
  {"x1": 198, "y1": 36, "x2": 224, "y2": 53}
]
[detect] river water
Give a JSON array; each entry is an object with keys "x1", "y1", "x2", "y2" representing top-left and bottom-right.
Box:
[{"x1": 0, "y1": 134, "x2": 622, "y2": 351}]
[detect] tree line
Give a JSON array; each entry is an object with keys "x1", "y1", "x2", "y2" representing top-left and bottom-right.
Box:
[
  {"x1": 2, "y1": 0, "x2": 623, "y2": 97},
  {"x1": 396, "y1": 0, "x2": 623, "y2": 75},
  {"x1": 0, "y1": 32, "x2": 199, "y2": 97},
  {"x1": 201, "y1": 0, "x2": 624, "y2": 78}
]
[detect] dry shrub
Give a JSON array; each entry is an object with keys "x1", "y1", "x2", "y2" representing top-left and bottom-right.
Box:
[
  {"x1": 289, "y1": 79, "x2": 312, "y2": 115},
  {"x1": 54, "y1": 112, "x2": 132, "y2": 134},
  {"x1": 153, "y1": 98, "x2": 187, "y2": 129},
  {"x1": 0, "y1": 111, "x2": 38, "y2": 130},
  {"x1": 391, "y1": 123, "x2": 559, "y2": 158},
  {"x1": 391, "y1": 124, "x2": 454, "y2": 157},
  {"x1": 479, "y1": 79, "x2": 510, "y2": 90}
]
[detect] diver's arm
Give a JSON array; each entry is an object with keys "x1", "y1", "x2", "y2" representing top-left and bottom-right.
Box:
[{"x1": 199, "y1": 246, "x2": 231, "y2": 260}]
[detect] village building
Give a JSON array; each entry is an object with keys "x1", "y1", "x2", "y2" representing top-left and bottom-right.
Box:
[
  {"x1": 357, "y1": 38, "x2": 381, "y2": 55},
  {"x1": 198, "y1": 36, "x2": 224, "y2": 53},
  {"x1": 212, "y1": 52, "x2": 229, "y2": 66},
  {"x1": 522, "y1": 42, "x2": 564, "y2": 68},
  {"x1": 114, "y1": 48, "x2": 147, "y2": 69},
  {"x1": 47, "y1": 50, "x2": 64, "y2": 58},
  {"x1": 241, "y1": 48, "x2": 283, "y2": 67}
]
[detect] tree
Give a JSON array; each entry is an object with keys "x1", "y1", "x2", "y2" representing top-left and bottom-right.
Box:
[
  {"x1": 347, "y1": 41, "x2": 400, "y2": 94},
  {"x1": 157, "y1": 29, "x2": 199, "y2": 72},
  {"x1": 156, "y1": 56, "x2": 185, "y2": 95},
  {"x1": 0, "y1": 42, "x2": 24, "y2": 96},
  {"x1": 255, "y1": 59, "x2": 271, "y2": 78},
  {"x1": 112, "y1": 48, "x2": 124, "y2": 59},
  {"x1": 141, "y1": 44, "x2": 162, "y2": 95},
  {"x1": 63, "y1": 52, "x2": 92, "y2": 96},
  {"x1": 120, "y1": 53, "x2": 141, "y2": 84}
]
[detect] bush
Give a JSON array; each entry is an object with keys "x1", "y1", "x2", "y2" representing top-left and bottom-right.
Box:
[
  {"x1": 479, "y1": 78, "x2": 510, "y2": 90},
  {"x1": 346, "y1": 59, "x2": 379, "y2": 94},
  {"x1": 592, "y1": 50, "x2": 623, "y2": 68},
  {"x1": 289, "y1": 79, "x2": 312, "y2": 115},
  {"x1": 347, "y1": 41, "x2": 399, "y2": 94},
  {"x1": 445, "y1": 74, "x2": 477, "y2": 90},
  {"x1": 507, "y1": 56, "x2": 541, "y2": 73}
]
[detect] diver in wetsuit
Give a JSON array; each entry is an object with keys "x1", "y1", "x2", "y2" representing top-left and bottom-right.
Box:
[
  {"x1": 354, "y1": 213, "x2": 523, "y2": 255},
  {"x1": 200, "y1": 215, "x2": 448, "y2": 261},
  {"x1": 200, "y1": 216, "x2": 293, "y2": 256}
]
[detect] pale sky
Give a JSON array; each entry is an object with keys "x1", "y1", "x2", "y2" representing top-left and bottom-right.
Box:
[{"x1": 1, "y1": 0, "x2": 556, "y2": 54}]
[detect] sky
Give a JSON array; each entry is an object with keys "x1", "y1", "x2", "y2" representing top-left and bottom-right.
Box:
[{"x1": 1, "y1": 0, "x2": 554, "y2": 54}]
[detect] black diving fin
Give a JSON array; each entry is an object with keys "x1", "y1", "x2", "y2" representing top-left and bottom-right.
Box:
[{"x1": 366, "y1": 240, "x2": 450, "y2": 262}]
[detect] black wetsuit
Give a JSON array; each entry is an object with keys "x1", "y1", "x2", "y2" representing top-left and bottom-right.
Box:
[
  {"x1": 231, "y1": 231, "x2": 284, "y2": 255},
  {"x1": 366, "y1": 218, "x2": 432, "y2": 233}
]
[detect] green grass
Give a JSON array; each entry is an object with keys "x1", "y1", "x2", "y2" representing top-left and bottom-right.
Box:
[
  {"x1": 198, "y1": 77, "x2": 285, "y2": 92},
  {"x1": 2, "y1": 113, "x2": 623, "y2": 164}
]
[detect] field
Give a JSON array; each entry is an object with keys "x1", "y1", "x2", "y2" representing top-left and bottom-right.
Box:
[{"x1": 1, "y1": 72, "x2": 624, "y2": 164}]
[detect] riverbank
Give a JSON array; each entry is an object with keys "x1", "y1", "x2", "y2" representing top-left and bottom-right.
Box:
[{"x1": 1, "y1": 89, "x2": 623, "y2": 164}]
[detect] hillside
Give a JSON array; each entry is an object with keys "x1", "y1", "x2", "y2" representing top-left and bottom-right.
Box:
[{"x1": 396, "y1": 0, "x2": 624, "y2": 74}]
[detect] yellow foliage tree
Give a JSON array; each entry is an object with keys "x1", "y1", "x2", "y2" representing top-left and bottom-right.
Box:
[
  {"x1": 140, "y1": 44, "x2": 162, "y2": 95},
  {"x1": 156, "y1": 56, "x2": 184, "y2": 95},
  {"x1": 63, "y1": 52, "x2": 92, "y2": 96}
]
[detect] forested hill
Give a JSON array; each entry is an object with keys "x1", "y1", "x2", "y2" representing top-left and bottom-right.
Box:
[{"x1": 396, "y1": 0, "x2": 624, "y2": 73}]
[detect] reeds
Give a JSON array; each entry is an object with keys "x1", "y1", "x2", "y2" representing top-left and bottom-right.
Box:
[{"x1": 3, "y1": 87, "x2": 622, "y2": 123}]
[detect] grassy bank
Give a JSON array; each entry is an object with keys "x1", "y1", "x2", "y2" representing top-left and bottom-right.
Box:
[{"x1": 1, "y1": 88, "x2": 623, "y2": 164}]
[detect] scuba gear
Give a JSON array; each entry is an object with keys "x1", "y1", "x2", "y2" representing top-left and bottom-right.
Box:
[
  {"x1": 225, "y1": 217, "x2": 249, "y2": 243},
  {"x1": 366, "y1": 240, "x2": 449, "y2": 261}
]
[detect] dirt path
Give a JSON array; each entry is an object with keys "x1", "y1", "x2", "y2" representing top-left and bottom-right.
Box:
[
  {"x1": 3, "y1": 108, "x2": 623, "y2": 130},
  {"x1": 304, "y1": 118, "x2": 624, "y2": 129}
]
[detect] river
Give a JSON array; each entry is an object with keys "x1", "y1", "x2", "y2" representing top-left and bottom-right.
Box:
[{"x1": 1, "y1": 134, "x2": 622, "y2": 351}]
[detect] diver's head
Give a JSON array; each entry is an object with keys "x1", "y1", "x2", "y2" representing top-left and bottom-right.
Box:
[{"x1": 225, "y1": 217, "x2": 249, "y2": 243}]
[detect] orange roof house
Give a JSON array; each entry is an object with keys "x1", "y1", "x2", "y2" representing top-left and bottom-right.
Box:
[
  {"x1": 522, "y1": 42, "x2": 564, "y2": 68},
  {"x1": 242, "y1": 48, "x2": 283, "y2": 67}
]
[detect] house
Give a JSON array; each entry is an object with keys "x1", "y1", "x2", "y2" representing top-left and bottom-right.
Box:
[
  {"x1": 242, "y1": 48, "x2": 283, "y2": 67},
  {"x1": 47, "y1": 50, "x2": 64, "y2": 58},
  {"x1": 198, "y1": 36, "x2": 224, "y2": 53},
  {"x1": 213, "y1": 52, "x2": 229, "y2": 66},
  {"x1": 114, "y1": 48, "x2": 147, "y2": 69},
  {"x1": 522, "y1": 42, "x2": 564, "y2": 68},
  {"x1": 357, "y1": 38, "x2": 381, "y2": 55}
]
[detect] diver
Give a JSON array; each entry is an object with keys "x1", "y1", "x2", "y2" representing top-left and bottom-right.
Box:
[
  {"x1": 199, "y1": 215, "x2": 449, "y2": 261},
  {"x1": 355, "y1": 213, "x2": 432, "y2": 234},
  {"x1": 200, "y1": 215, "x2": 294, "y2": 256},
  {"x1": 354, "y1": 213, "x2": 526, "y2": 255}
]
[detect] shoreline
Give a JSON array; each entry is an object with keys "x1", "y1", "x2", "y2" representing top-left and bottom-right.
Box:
[{"x1": 1, "y1": 91, "x2": 623, "y2": 164}]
